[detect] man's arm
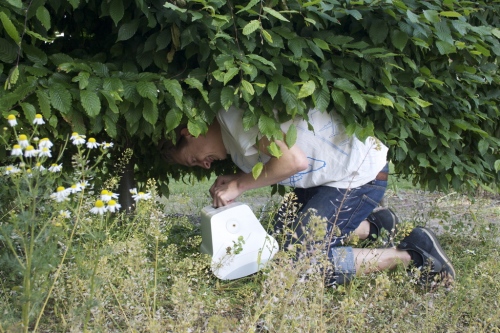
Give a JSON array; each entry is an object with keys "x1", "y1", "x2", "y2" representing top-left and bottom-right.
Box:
[{"x1": 210, "y1": 136, "x2": 308, "y2": 207}]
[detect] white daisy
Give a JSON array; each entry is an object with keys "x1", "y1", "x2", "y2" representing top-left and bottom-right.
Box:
[
  {"x1": 101, "y1": 142, "x2": 114, "y2": 149},
  {"x1": 77, "y1": 180, "x2": 89, "y2": 189},
  {"x1": 129, "y1": 188, "x2": 138, "y2": 195},
  {"x1": 68, "y1": 184, "x2": 82, "y2": 194},
  {"x1": 33, "y1": 114, "x2": 45, "y2": 125},
  {"x1": 48, "y1": 163, "x2": 63, "y2": 172},
  {"x1": 59, "y1": 210, "x2": 71, "y2": 218},
  {"x1": 7, "y1": 114, "x2": 17, "y2": 127},
  {"x1": 90, "y1": 200, "x2": 107, "y2": 215},
  {"x1": 132, "y1": 191, "x2": 152, "y2": 202},
  {"x1": 39, "y1": 147, "x2": 52, "y2": 157},
  {"x1": 107, "y1": 199, "x2": 121, "y2": 213},
  {"x1": 11, "y1": 144, "x2": 23, "y2": 156},
  {"x1": 86, "y1": 138, "x2": 100, "y2": 149},
  {"x1": 38, "y1": 138, "x2": 53, "y2": 149},
  {"x1": 34, "y1": 162, "x2": 46, "y2": 171},
  {"x1": 24, "y1": 145, "x2": 38, "y2": 158},
  {"x1": 4, "y1": 165, "x2": 21, "y2": 175},
  {"x1": 100, "y1": 190, "x2": 112, "y2": 202},
  {"x1": 18, "y1": 134, "x2": 29, "y2": 148},
  {"x1": 72, "y1": 135, "x2": 86, "y2": 145},
  {"x1": 26, "y1": 169, "x2": 33, "y2": 178},
  {"x1": 50, "y1": 186, "x2": 70, "y2": 202}
]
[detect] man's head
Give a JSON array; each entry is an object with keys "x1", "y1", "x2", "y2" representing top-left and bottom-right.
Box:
[{"x1": 159, "y1": 121, "x2": 227, "y2": 169}]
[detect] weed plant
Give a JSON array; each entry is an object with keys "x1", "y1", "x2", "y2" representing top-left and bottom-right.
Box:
[{"x1": 1, "y1": 115, "x2": 500, "y2": 332}]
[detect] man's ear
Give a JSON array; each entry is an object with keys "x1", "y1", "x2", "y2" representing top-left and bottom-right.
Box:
[{"x1": 180, "y1": 127, "x2": 192, "y2": 138}]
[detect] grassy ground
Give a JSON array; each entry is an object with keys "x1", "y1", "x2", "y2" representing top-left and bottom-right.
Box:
[{"x1": 2, "y1": 174, "x2": 500, "y2": 332}]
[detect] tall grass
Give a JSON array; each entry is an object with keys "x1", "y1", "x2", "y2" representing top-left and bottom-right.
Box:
[{"x1": 1, "y1": 115, "x2": 500, "y2": 332}]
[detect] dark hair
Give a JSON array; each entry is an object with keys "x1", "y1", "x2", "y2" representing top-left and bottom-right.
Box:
[{"x1": 158, "y1": 124, "x2": 187, "y2": 164}]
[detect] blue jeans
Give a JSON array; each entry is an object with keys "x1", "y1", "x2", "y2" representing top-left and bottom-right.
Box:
[{"x1": 274, "y1": 164, "x2": 389, "y2": 284}]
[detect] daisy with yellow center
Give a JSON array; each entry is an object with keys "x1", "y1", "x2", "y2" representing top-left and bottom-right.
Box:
[
  {"x1": 90, "y1": 200, "x2": 107, "y2": 215},
  {"x1": 33, "y1": 114, "x2": 45, "y2": 125},
  {"x1": 7, "y1": 114, "x2": 17, "y2": 126},
  {"x1": 11, "y1": 144, "x2": 23, "y2": 156},
  {"x1": 50, "y1": 186, "x2": 70, "y2": 202},
  {"x1": 48, "y1": 163, "x2": 63, "y2": 172},
  {"x1": 86, "y1": 137, "x2": 100, "y2": 149},
  {"x1": 107, "y1": 199, "x2": 121, "y2": 213},
  {"x1": 4, "y1": 165, "x2": 21, "y2": 175},
  {"x1": 39, "y1": 138, "x2": 53, "y2": 149},
  {"x1": 24, "y1": 145, "x2": 38, "y2": 157},
  {"x1": 18, "y1": 134, "x2": 29, "y2": 148}
]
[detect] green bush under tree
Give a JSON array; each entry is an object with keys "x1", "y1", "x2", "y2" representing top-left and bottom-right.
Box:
[{"x1": 0, "y1": 0, "x2": 499, "y2": 194}]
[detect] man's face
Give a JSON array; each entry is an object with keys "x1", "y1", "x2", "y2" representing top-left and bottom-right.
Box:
[{"x1": 173, "y1": 128, "x2": 227, "y2": 169}]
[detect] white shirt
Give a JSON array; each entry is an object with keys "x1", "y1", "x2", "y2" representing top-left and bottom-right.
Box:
[{"x1": 217, "y1": 107, "x2": 388, "y2": 189}]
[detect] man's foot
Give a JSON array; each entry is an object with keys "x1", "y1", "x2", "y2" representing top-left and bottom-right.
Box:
[
  {"x1": 397, "y1": 226, "x2": 455, "y2": 287},
  {"x1": 365, "y1": 207, "x2": 399, "y2": 247}
]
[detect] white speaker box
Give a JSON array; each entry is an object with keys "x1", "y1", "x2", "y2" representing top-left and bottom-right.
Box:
[{"x1": 200, "y1": 202, "x2": 279, "y2": 280}]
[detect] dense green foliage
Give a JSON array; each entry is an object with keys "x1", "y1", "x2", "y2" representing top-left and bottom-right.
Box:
[{"x1": 0, "y1": 0, "x2": 499, "y2": 193}]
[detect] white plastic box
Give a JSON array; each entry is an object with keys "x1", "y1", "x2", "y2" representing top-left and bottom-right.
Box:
[{"x1": 200, "y1": 202, "x2": 279, "y2": 280}]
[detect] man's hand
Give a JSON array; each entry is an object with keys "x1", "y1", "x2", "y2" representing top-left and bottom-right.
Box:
[{"x1": 210, "y1": 174, "x2": 242, "y2": 207}]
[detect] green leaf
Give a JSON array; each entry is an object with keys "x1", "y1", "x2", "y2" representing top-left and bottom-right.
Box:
[
  {"x1": 252, "y1": 162, "x2": 263, "y2": 180},
  {"x1": 5, "y1": 0, "x2": 22, "y2": 8},
  {"x1": 285, "y1": 123, "x2": 297, "y2": 148},
  {"x1": 478, "y1": 139, "x2": 489, "y2": 155},
  {"x1": 220, "y1": 86, "x2": 234, "y2": 110},
  {"x1": 391, "y1": 30, "x2": 408, "y2": 51},
  {"x1": 247, "y1": 54, "x2": 276, "y2": 70},
  {"x1": 243, "y1": 20, "x2": 260, "y2": 36},
  {"x1": 236, "y1": 0, "x2": 260, "y2": 14},
  {"x1": 21, "y1": 103, "x2": 36, "y2": 122},
  {"x1": 36, "y1": 6, "x2": 51, "y2": 30},
  {"x1": 411, "y1": 97, "x2": 432, "y2": 108},
  {"x1": 494, "y1": 160, "x2": 500, "y2": 173},
  {"x1": 224, "y1": 67, "x2": 239, "y2": 85},
  {"x1": 136, "y1": 81, "x2": 158, "y2": 101},
  {"x1": 258, "y1": 115, "x2": 278, "y2": 137},
  {"x1": 369, "y1": 20, "x2": 388, "y2": 45},
  {"x1": 117, "y1": 19, "x2": 139, "y2": 42},
  {"x1": 261, "y1": 30, "x2": 273, "y2": 44},
  {"x1": 349, "y1": 91, "x2": 366, "y2": 111},
  {"x1": 268, "y1": 81, "x2": 278, "y2": 99},
  {"x1": 165, "y1": 108, "x2": 183, "y2": 133},
  {"x1": 49, "y1": 84, "x2": 72, "y2": 114},
  {"x1": 241, "y1": 80, "x2": 255, "y2": 95},
  {"x1": 110, "y1": 0, "x2": 125, "y2": 26},
  {"x1": 36, "y1": 90, "x2": 51, "y2": 119},
  {"x1": 143, "y1": 99, "x2": 158, "y2": 125},
  {"x1": 262, "y1": 7, "x2": 289, "y2": 22},
  {"x1": 297, "y1": 80, "x2": 315, "y2": 99},
  {"x1": 163, "y1": 79, "x2": 183, "y2": 109},
  {"x1": 267, "y1": 141, "x2": 283, "y2": 158},
  {"x1": 80, "y1": 90, "x2": 101, "y2": 117},
  {"x1": 185, "y1": 77, "x2": 209, "y2": 103},
  {"x1": 331, "y1": 90, "x2": 346, "y2": 110},
  {"x1": 0, "y1": 37, "x2": 17, "y2": 63},
  {"x1": 439, "y1": 11, "x2": 462, "y2": 18},
  {"x1": 0, "y1": 12, "x2": 20, "y2": 44},
  {"x1": 163, "y1": 2, "x2": 187, "y2": 13},
  {"x1": 187, "y1": 119, "x2": 202, "y2": 137}
]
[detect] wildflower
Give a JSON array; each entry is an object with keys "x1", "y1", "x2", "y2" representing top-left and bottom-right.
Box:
[
  {"x1": 24, "y1": 145, "x2": 38, "y2": 158},
  {"x1": 86, "y1": 137, "x2": 100, "y2": 149},
  {"x1": 34, "y1": 162, "x2": 46, "y2": 171},
  {"x1": 26, "y1": 169, "x2": 33, "y2": 178},
  {"x1": 77, "y1": 180, "x2": 89, "y2": 189},
  {"x1": 39, "y1": 147, "x2": 52, "y2": 157},
  {"x1": 4, "y1": 165, "x2": 21, "y2": 175},
  {"x1": 101, "y1": 190, "x2": 118, "y2": 202},
  {"x1": 59, "y1": 210, "x2": 71, "y2": 218},
  {"x1": 107, "y1": 199, "x2": 121, "y2": 213},
  {"x1": 48, "y1": 163, "x2": 63, "y2": 172},
  {"x1": 68, "y1": 184, "x2": 82, "y2": 194},
  {"x1": 11, "y1": 144, "x2": 23, "y2": 156},
  {"x1": 71, "y1": 132, "x2": 86, "y2": 145},
  {"x1": 130, "y1": 188, "x2": 152, "y2": 202},
  {"x1": 39, "y1": 138, "x2": 53, "y2": 149},
  {"x1": 18, "y1": 134, "x2": 29, "y2": 148},
  {"x1": 7, "y1": 114, "x2": 17, "y2": 127},
  {"x1": 33, "y1": 114, "x2": 45, "y2": 125},
  {"x1": 101, "y1": 141, "x2": 114, "y2": 149},
  {"x1": 90, "y1": 200, "x2": 107, "y2": 215},
  {"x1": 50, "y1": 186, "x2": 70, "y2": 202}
]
